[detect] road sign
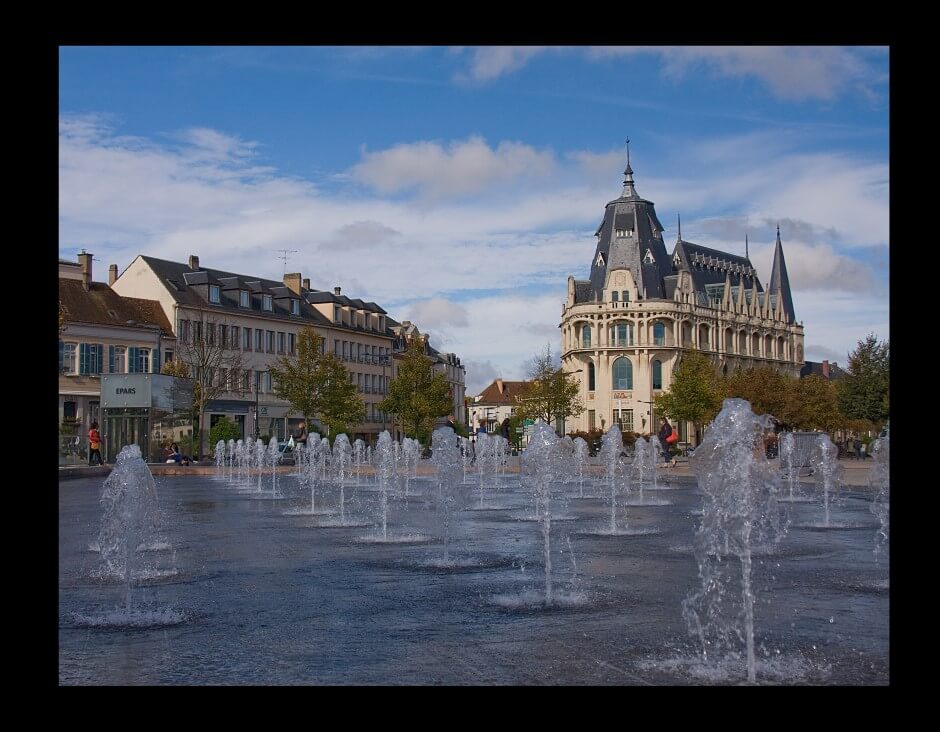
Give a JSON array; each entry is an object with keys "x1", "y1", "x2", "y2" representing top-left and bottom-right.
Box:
[
  {"x1": 522, "y1": 419, "x2": 534, "y2": 426},
  {"x1": 515, "y1": 427, "x2": 524, "y2": 433}
]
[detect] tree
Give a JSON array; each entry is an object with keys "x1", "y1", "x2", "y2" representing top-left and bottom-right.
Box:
[
  {"x1": 837, "y1": 334, "x2": 889, "y2": 425},
  {"x1": 723, "y1": 366, "x2": 790, "y2": 422},
  {"x1": 654, "y1": 351, "x2": 723, "y2": 439},
  {"x1": 268, "y1": 326, "x2": 363, "y2": 438},
  {"x1": 174, "y1": 314, "x2": 246, "y2": 458},
  {"x1": 784, "y1": 374, "x2": 842, "y2": 432},
  {"x1": 514, "y1": 343, "x2": 584, "y2": 431},
  {"x1": 379, "y1": 339, "x2": 452, "y2": 444},
  {"x1": 209, "y1": 416, "x2": 242, "y2": 448},
  {"x1": 161, "y1": 359, "x2": 190, "y2": 379}
]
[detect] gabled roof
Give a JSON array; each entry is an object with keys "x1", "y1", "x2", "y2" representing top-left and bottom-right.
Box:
[
  {"x1": 59, "y1": 279, "x2": 173, "y2": 333},
  {"x1": 474, "y1": 379, "x2": 528, "y2": 405},
  {"x1": 799, "y1": 360, "x2": 847, "y2": 381}
]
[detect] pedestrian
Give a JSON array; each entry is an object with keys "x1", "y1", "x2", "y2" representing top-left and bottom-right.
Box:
[
  {"x1": 854, "y1": 437, "x2": 862, "y2": 461},
  {"x1": 500, "y1": 417, "x2": 511, "y2": 440},
  {"x1": 88, "y1": 421, "x2": 103, "y2": 465},
  {"x1": 658, "y1": 416, "x2": 677, "y2": 468},
  {"x1": 296, "y1": 421, "x2": 308, "y2": 447},
  {"x1": 859, "y1": 440, "x2": 867, "y2": 460}
]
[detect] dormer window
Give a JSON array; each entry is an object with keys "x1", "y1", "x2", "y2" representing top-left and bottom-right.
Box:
[
  {"x1": 643, "y1": 249, "x2": 656, "y2": 264},
  {"x1": 595, "y1": 252, "x2": 606, "y2": 268},
  {"x1": 334, "y1": 305, "x2": 341, "y2": 323},
  {"x1": 673, "y1": 253, "x2": 681, "y2": 267},
  {"x1": 209, "y1": 285, "x2": 220, "y2": 303},
  {"x1": 239, "y1": 290, "x2": 249, "y2": 308},
  {"x1": 291, "y1": 299, "x2": 300, "y2": 316},
  {"x1": 612, "y1": 291, "x2": 619, "y2": 302},
  {"x1": 262, "y1": 294, "x2": 273, "y2": 311}
]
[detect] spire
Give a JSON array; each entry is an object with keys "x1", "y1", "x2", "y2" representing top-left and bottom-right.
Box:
[
  {"x1": 621, "y1": 137, "x2": 637, "y2": 198},
  {"x1": 745, "y1": 233, "x2": 749, "y2": 260},
  {"x1": 769, "y1": 225, "x2": 796, "y2": 323},
  {"x1": 677, "y1": 213, "x2": 682, "y2": 243}
]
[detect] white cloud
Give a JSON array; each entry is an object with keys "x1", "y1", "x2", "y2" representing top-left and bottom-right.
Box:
[
  {"x1": 350, "y1": 136, "x2": 556, "y2": 199},
  {"x1": 464, "y1": 360, "x2": 500, "y2": 395},
  {"x1": 454, "y1": 46, "x2": 883, "y2": 101},
  {"x1": 59, "y1": 119, "x2": 887, "y2": 392}
]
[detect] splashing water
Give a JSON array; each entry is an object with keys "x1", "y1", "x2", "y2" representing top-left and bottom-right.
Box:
[
  {"x1": 683, "y1": 398, "x2": 787, "y2": 684},
  {"x1": 431, "y1": 426, "x2": 463, "y2": 563},
  {"x1": 811, "y1": 434, "x2": 841, "y2": 527},
  {"x1": 268, "y1": 437, "x2": 281, "y2": 496},
  {"x1": 599, "y1": 425, "x2": 626, "y2": 533},
  {"x1": 869, "y1": 435, "x2": 889, "y2": 561},
  {"x1": 573, "y1": 437, "x2": 589, "y2": 498},
  {"x1": 521, "y1": 420, "x2": 561, "y2": 605},
  {"x1": 375, "y1": 431, "x2": 395, "y2": 540}
]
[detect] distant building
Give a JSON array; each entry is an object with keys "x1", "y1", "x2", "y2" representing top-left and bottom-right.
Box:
[
  {"x1": 58, "y1": 251, "x2": 175, "y2": 459},
  {"x1": 470, "y1": 379, "x2": 527, "y2": 434},
  {"x1": 561, "y1": 154, "x2": 804, "y2": 443},
  {"x1": 800, "y1": 359, "x2": 847, "y2": 381}
]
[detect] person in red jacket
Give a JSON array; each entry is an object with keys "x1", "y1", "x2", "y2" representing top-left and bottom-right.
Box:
[{"x1": 88, "y1": 422, "x2": 103, "y2": 465}]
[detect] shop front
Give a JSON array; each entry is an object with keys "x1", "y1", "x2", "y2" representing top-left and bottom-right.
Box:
[{"x1": 100, "y1": 373, "x2": 193, "y2": 463}]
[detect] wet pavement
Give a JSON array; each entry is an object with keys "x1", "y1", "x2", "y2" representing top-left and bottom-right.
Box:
[{"x1": 59, "y1": 473, "x2": 888, "y2": 685}]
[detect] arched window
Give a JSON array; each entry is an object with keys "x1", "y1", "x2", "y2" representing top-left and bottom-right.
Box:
[
  {"x1": 588, "y1": 362, "x2": 595, "y2": 391},
  {"x1": 612, "y1": 291, "x2": 619, "y2": 302},
  {"x1": 652, "y1": 359, "x2": 662, "y2": 390},
  {"x1": 611, "y1": 322, "x2": 633, "y2": 346},
  {"x1": 653, "y1": 322, "x2": 666, "y2": 346},
  {"x1": 582, "y1": 325, "x2": 592, "y2": 348},
  {"x1": 612, "y1": 357, "x2": 633, "y2": 390}
]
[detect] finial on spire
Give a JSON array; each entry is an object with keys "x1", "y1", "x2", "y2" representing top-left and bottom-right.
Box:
[
  {"x1": 776, "y1": 223, "x2": 782, "y2": 244},
  {"x1": 621, "y1": 137, "x2": 636, "y2": 197},
  {"x1": 677, "y1": 213, "x2": 682, "y2": 242},
  {"x1": 745, "y1": 233, "x2": 749, "y2": 259}
]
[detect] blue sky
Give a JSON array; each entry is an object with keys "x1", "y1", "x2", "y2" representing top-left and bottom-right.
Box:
[{"x1": 59, "y1": 46, "x2": 889, "y2": 393}]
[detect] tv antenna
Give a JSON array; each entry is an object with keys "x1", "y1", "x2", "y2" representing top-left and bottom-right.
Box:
[{"x1": 276, "y1": 249, "x2": 299, "y2": 276}]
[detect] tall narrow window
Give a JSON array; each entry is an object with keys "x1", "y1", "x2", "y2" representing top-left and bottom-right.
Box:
[
  {"x1": 652, "y1": 359, "x2": 663, "y2": 390},
  {"x1": 240, "y1": 290, "x2": 250, "y2": 308},
  {"x1": 582, "y1": 325, "x2": 592, "y2": 348},
  {"x1": 612, "y1": 357, "x2": 633, "y2": 390},
  {"x1": 588, "y1": 362, "x2": 596, "y2": 391},
  {"x1": 137, "y1": 348, "x2": 150, "y2": 374},
  {"x1": 612, "y1": 291, "x2": 619, "y2": 302},
  {"x1": 242, "y1": 327, "x2": 251, "y2": 351},
  {"x1": 262, "y1": 294, "x2": 273, "y2": 311},
  {"x1": 588, "y1": 410, "x2": 596, "y2": 430},
  {"x1": 288, "y1": 333, "x2": 296, "y2": 355},
  {"x1": 266, "y1": 331, "x2": 275, "y2": 353},
  {"x1": 291, "y1": 299, "x2": 300, "y2": 315},
  {"x1": 209, "y1": 285, "x2": 220, "y2": 303},
  {"x1": 622, "y1": 291, "x2": 629, "y2": 302},
  {"x1": 255, "y1": 329, "x2": 263, "y2": 351},
  {"x1": 111, "y1": 346, "x2": 126, "y2": 374},
  {"x1": 653, "y1": 322, "x2": 666, "y2": 346},
  {"x1": 62, "y1": 343, "x2": 77, "y2": 374},
  {"x1": 231, "y1": 326, "x2": 240, "y2": 349},
  {"x1": 277, "y1": 332, "x2": 285, "y2": 354}
]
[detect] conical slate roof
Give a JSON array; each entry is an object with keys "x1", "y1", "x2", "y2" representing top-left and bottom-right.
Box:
[{"x1": 768, "y1": 226, "x2": 796, "y2": 322}]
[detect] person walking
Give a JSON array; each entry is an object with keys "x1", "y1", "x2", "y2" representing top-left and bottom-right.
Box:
[
  {"x1": 658, "y1": 416, "x2": 677, "y2": 468},
  {"x1": 88, "y1": 421, "x2": 103, "y2": 465},
  {"x1": 296, "y1": 421, "x2": 308, "y2": 447},
  {"x1": 854, "y1": 437, "x2": 862, "y2": 461}
]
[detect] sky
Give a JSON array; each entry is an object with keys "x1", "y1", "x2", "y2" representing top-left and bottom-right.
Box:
[{"x1": 59, "y1": 46, "x2": 889, "y2": 394}]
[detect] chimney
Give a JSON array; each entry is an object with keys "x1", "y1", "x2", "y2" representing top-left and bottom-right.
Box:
[
  {"x1": 108, "y1": 264, "x2": 118, "y2": 286},
  {"x1": 77, "y1": 249, "x2": 93, "y2": 292},
  {"x1": 284, "y1": 272, "x2": 302, "y2": 294},
  {"x1": 822, "y1": 360, "x2": 830, "y2": 379},
  {"x1": 333, "y1": 286, "x2": 342, "y2": 296},
  {"x1": 302, "y1": 277, "x2": 310, "y2": 290},
  {"x1": 188, "y1": 254, "x2": 200, "y2": 270},
  {"x1": 496, "y1": 378, "x2": 504, "y2": 395}
]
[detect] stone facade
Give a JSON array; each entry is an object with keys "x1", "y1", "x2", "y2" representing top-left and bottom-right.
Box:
[{"x1": 560, "y1": 160, "x2": 804, "y2": 443}]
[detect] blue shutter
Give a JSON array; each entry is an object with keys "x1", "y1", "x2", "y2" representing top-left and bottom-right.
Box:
[
  {"x1": 79, "y1": 343, "x2": 88, "y2": 375},
  {"x1": 59, "y1": 340, "x2": 64, "y2": 370},
  {"x1": 153, "y1": 346, "x2": 160, "y2": 373},
  {"x1": 96, "y1": 344, "x2": 104, "y2": 373},
  {"x1": 128, "y1": 346, "x2": 138, "y2": 373},
  {"x1": 108, "y1": 345, "x2": 114, "y2": 373}
]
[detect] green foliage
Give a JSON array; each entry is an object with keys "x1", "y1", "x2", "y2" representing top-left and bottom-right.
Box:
[
  {"x1": 514, "y1": 344, "x2": 584, "y2": 427},
  {"x1": 837, "y1": 333, "x2": 889, "y2": 425},
  {"x1": 785, "y1": 374, "x2": 842, "y2": 432},
  {"x1": 161, "y1": 359, "x2": 190, "y2": 378},
  {"x1": 209, "y1": 417, "x2": 241, "y2": 449},
  {"x1": 723, "y1": 365, "x2": 790, "y2": 421},
  {"x1": 379, "y1": 340, "x2": 452, "y2": 444},
  {"x1": 654, "y1": 352, "x2": 723, "y2": 435},
  {"x1": 269, "y1": 327, "x2": 364, "y2": 436}
]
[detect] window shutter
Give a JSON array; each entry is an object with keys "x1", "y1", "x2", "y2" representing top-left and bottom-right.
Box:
[
  {"x1": 59, "y1": 340, "x2": 64, "y2": 370},
  {"x1": 109, "y1": 345, "x2": 115, "y2": 373},
  {"x1": 153, "y1": 346, "x2": 160, "y2": 373},
  {"x1": 94, "y1": 344, "x2": 103, "y2": 373},
  {"x1": 79, "y1": 343, "x2": 88, "y2": 375},
  {"x1": 128, "y1": 346, "x2": 138, "y2": 373}
]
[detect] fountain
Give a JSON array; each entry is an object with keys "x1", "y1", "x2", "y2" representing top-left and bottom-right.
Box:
[
  {"x1": 811, "y1": 434, "x2": 842, "y2": 527},
  {"x1": 375, "y1": 431, "x2": 394, "y2": 541},
  {"x1": 869, "y1": 435, "x2": 889, "y2": 560},
  {"x1": 227, "y1": 438, "x2": 236, "y2": 480},
  {"x1": 683, "y1": 398, "x2": 787, "y2": 684},
  {"x1": 598, "y1": 425, "x2": 627, "y2": 533},
  {"x1": 214, "y1": 440, "x2": 225, "y2": 477},
  {"x1": 353, "y1": 438, "x2": 365, "y2": 485},
  {"x1": 431, "y1": 426, "x2": 462, "y2": 563},
  {"x1": 475, "y1": 433, "x2": 492, "y2": 507},
  {"x1": 572, "y1": 436, "x2": 589, "y2": 498},
  {"x1": 461, "y1": 436, "x2": 472, "y2": 483},
  {"x1": 268, "y1": 437, "x2": 281, "y2": 496},
  {"x1": 255, "y1": 438, "x2": 265, "y2": 492},
  {"x1": 333, "y1": 433, "x2": 352, "y2": 505}
]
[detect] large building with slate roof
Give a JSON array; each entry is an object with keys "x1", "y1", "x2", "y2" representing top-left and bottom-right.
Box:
[
  {"x1": 111, "y1": 253, "x2": 401, "y2": 446},
  {"x1": 561, "y1": 158, "x2": 804, "y2": 442}
]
